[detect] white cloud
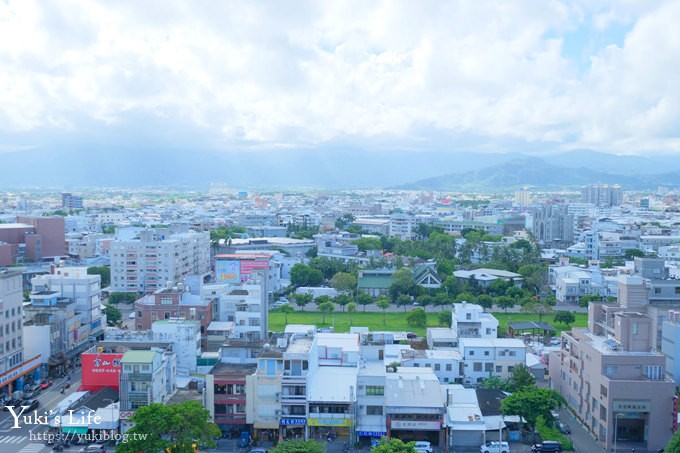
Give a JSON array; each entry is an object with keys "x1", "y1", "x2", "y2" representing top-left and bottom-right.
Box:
[{"x1": 0, "y1": 0, "x2": 678, "y2": 154}]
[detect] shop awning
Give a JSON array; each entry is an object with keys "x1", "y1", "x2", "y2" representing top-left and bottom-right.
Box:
[{"x1": 62, "y1": 427, "x2": 88, "y2": 434}]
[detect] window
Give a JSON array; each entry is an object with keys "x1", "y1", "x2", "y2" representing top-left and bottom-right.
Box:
[
  {"x1": 485, "y1": 363, "x2": 493, "y2": 372},
  {"x1": 496, "y1": 365, "x2": 502, "y2": 373},
  {"x1": 473, "y1": 362, "x2": 482, "y2": 372},
  {"x1": 446, "y1": 364, "x2": 452, "y2": 371},
  {"x1": 600, "y1": 385, "x2": 607, "y2": 398},
  {"x1": 632, "y1": 323, "x2": 638, "y2": 335},
  {"x1": 675, "y1": 287, "x2": 680, "y2": 294},
  {"x1": 469, "y1": 351, "x2": 475, "y2": 356},
  {"x1": 160, "y1": 297, "x2": 173, "y2": 305},
  {"x1": 434, "y1": 364, "x2": 440, "y2": 371},
  {"x1": 509, "y1": 351, "x2": 516, "y2": 357},
  {"x1": 366, "y1": 386, "x2": 384, "y2": 396},
  {"x1": 164, "y1": 312, "x2": 170, "y2": 319},
  {"x1": 466, "y1": 313, "x2": 472, "y2": 320},
  {"x1": 366, "y1": 406, "x2": 383, "y2": 415},
  {"x1": 600, "y1": 405, "x2": 607, "y2": 422},
  {"x1": 655, "y1": 288, "x2": 662, "y2": 294},
  {"x1": 508, "y1": 366, "x2": 514, "y2": 373},
  {"x1": 499, "y1": 351, "x2": 506, "y2": 357},
  {"x1": 603, "y1": 365, "x2": 617, "y2": 377},
  {"x1": 484, "y1": 351, "x2": 489, "y2": 356}
]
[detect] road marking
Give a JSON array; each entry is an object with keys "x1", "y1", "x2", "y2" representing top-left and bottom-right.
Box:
[
  {"x1": 0, "y1": 435, "x2": 25, "y2": 443},
  {"x1": 17, "y1": 444, "x2": 44, "y2": 453}
]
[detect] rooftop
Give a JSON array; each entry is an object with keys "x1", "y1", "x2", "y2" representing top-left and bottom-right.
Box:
[
  {"x1": 121, "y1": 350, "x2": 157, "y2": 364},
  {"x1": 307, "y1": 366, "x2": 358, "y2": 402}
]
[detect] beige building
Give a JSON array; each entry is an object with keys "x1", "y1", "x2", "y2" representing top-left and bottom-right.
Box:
[{"x1": 549, "y1": 305, "x2": 675, "y2": 451}]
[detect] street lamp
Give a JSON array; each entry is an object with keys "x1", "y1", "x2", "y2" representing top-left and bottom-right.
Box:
[{"x1": 613, "y1": 413, "x2": 624, "y2": 453}]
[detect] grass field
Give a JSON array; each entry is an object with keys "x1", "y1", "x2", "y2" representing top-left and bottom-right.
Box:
[{"x1": 268, "y1": 309, "x2": 588, "y2": 336}]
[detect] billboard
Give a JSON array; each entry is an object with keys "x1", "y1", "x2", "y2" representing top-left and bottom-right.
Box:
[
  {"x1": 216, "y1": 260, "x2": 240, "y2": 283},
  {"x1": 239, "y1": 259, "x2": 269, "y2": 281},
  {"x1": 81, "y1": 352, "x2": 124, "y2": 391}
]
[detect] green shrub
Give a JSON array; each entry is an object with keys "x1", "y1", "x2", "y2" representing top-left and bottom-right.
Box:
[{"x1": 535, "y1": 416, "x2": 573, "y2": 451}]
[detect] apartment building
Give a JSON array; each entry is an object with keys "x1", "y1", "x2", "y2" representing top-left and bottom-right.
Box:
[
  {"x1": 399, "y1": 349, "x2": 462, "y2": 384},
  {"x1": 531, "y1": 203, "x2": 574, "y2": 246},
  {"x1": 31, "y1": 266, "x2": 106, "y2": 342},
  {"x1": 0, "y1": 269, "x2": 41, "y2": 398},
  {"x1": 459, "y1": 338, "x2": 526, "y2": 385},
  {"x1": 119, "y1": 349, "x2": 177, "y2": 432},
  {"x1": 207, "y1": 362, "x2": 257, "y2": 436},
  {"x1": 279, "y1": 331, "x2": 314, "y2": 440},
  {"x1": 110, "y1": 226, "x2": 210, "y2": 292},
  {"x1": 134, "y1": 283, "x2": 213, "y2": 348},
  {"x1": 451, "y1": 302, "x2": 499, "y2": 339},
  {"x1": 246, "y1": 348, "x2": 283, "y2": 439},
  {"x1": 549, "y1": 313, "x2": 674, "y2": 451},
  {"x1": 0, "y1": 216, "x2": 65, "y2": 265},
  {"x1": 581, "y1": 184, "x2": 623, "y2": 207},
  {"x1": 61, "y1": 193, "x2": 84, "y2": 209}
]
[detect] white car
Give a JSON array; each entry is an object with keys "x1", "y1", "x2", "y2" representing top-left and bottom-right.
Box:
[
  {"x1": 480, "y1": 441, "x2": 510, "y2": 453},
  {"x1": 414, "y1": 441, "x2": 433, "y2": 453}
]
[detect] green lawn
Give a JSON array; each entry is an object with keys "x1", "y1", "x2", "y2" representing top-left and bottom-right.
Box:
[{"x1": 268, "y1": 309, "x2": 587, "y2": 336}]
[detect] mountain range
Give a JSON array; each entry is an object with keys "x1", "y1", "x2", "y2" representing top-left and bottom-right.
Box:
[{"x1": 3, "y1": 147, "x2": 680, "y2": 191}]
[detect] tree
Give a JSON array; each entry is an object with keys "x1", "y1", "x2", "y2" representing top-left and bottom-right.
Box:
[
  {"x1": 315, "y1": 295, "x2": 331, "y2": 308},
  {"x1": 279, "y1": 304, "x2": 294, "y2": 324},
  {"x1": 356, "y1": 293, "x2": 373, "y2": 312},
  {"x1": 433, "y1": 293, "x2": 451, "y2": 311},
  {"x1": 87, "y1": 266, "x2": 110, "y2": 287},
  {"x1": 318, "y1": 301, "x2": 335, "y2": 324},
  {"x1": 442, "y1": 276, "x2": 460, "y2": 298},
  {"x1": 488, "y1": 279, "x2": 510, "y2": 297},
  {"x1": 308, "y1": 269, "x2": 324, "y2": 287},
  {"x1": 330, "y1": 272, "x2": 357, "y2": 293},
  {"x1": 506, "y1": 364, "x2": 536, "y2": 392},
  {"x1": 347, "y1": 302, "x2": 357, "y2": 326},
  {"x1": 109, "y1": 292, "x2": 138, "y2": 304},
  {"x1": 406, "y1": 308, "x2": 427, "y2": 328},
  {"x1": 528, "y1": 302, "x2": 554, "y2": 322},
  {"x1": 290, "y1": 264, "x2": 312, "y2": 287},
  {"x1": 477, "y1": 294, "x2": 494, "y2": 311},
  {"x1": 395, "y1": 294, "x2": 411, "y2": 312},
  {"x1": 377, "y1": 297, "x2": 390, "y2": 326},
  {"x1": 554, "y1": 311, "x2": 575, "y2": 327},
  {"x1": 294, "y1": 293, "x2": 313, "y2": 311},
  {"x1": 664, "y1": 429, "x2": 680, "y2": 453},
  {"x1": 352, "y1": 237, "x2": 383, "y2": 252},
  {"x1": 273, "y1": 440, "x2": 325, "y2": 453},
  {"x1": 389, "y1": 268, "x2": 414, "y2": 301},
  {"x1": 438, "y1": 309, "x2": 452, "y2": 327},
  {"x1": 505, "y1": 286, "x2": 524, "y2": 303},
  {"x1": 116, "y1": 401, "x2": 221, "y2": 453},
  {"x1": 496, "y1": 296, "x2": 515, "y2": 312},
  {"x1": 371, "y1": 437, "x2": 417, "y2": 453},
  {"x1": 334, "y1": 294, "x2": 353, "y2": 312},
  {"x1": 624, "y1": 248, "x2": 645, "y2": 260},
  {"x1": 480, "y1": 374, "x2": 508, "y2": 390},
  {"x1": 501, "y1": 388, "x2": 565, "y2": 430},
  {"x1": 104, "y1": 305, "x2": 122, "y2": 326},
  {"x1": 416, "y1": 295, "x2": 433, "y2": 308}
]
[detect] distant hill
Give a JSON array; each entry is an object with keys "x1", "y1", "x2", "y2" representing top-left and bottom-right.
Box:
[{"x1": 394, "y1": 157, "x2": 680, "y2": 191}]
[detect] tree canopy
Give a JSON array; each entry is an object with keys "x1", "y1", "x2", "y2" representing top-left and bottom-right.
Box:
[
  {"x1": 329, "y1": 272, "x2": 357, "y2": 293},
  {"x1": 104, "y1": 304, "x2": 122, "y2": 326},
  {"x1": 115, "y1": 401, "x2": 221, "y2": 453},
  {"x1": 87, "y1": 266, "x2": 110, "y2": 287},
  {"x1": 273, "y1": 440, "x2": 325, "y2": 453},
  {"x1": 501, "y1": 387, "x2": 565, "y2": 429},
  {"x1": 554, "y1": 311, "x2": 575, "y2": 327},
  {"x1": 406, "y1": 308, "x2": 427, "y2": 328},
  {"x1": 371, "y1": 437, "x2": 417, "y2": 453}
]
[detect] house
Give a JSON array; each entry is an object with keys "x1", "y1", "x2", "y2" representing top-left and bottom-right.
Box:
[{"x1": 453, "y1": 268, "x2": 522, "y2": 289}]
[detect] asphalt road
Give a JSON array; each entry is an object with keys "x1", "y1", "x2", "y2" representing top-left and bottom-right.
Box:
[{"x1": 0, "y1": 368, "x2": 83, "y2": 453}]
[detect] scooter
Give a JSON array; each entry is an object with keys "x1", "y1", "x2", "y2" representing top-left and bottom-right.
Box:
[{"x1": 60, "y1": 387, "x2": 65, "y2": 394}]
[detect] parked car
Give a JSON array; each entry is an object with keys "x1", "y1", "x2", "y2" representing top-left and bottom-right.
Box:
[
  {"x1": 414, "y1": 441, "x2": 433, "y2": 453},
  {"x1": 238, "y1": 432, "x2": 252, "y2": 448},
  {"x1": 23, "y1": 400, "x2": 39, "y2": 411},
  {"x1": 79, "y1": 445, "x2": 106, "y2": 453},
  {"x1": 39, "y1": 380, "x2": 53, "y2": 390},
  {"x1": 531, "y1": 441, "x2": 562, "y2": 453},
  {"x1": 407, "y1": 332, "x2": 418, "y2": 339},
  {"x1": 249, "y1": 449, "x2": 269, "y2": 453},
  {"x1": 557, "y1": 421, "x2": 571, "y2": 434},
  {"x1": 480, "y1": 441, "x2": 510, "y2": 453},
  {"x1": 128, "y1": 312, "x2": 136, "y2": 319}
]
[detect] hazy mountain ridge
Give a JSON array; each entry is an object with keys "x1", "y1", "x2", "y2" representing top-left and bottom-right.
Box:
[
  {"x1": 394, "y1": 157, "x2": 680, "y2": 191},
  {"x1": 3, "y1": 147, "x2": 680, "y2": 190}
]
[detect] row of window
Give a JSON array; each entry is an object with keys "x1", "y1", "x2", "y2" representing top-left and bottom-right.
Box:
[{"x1": 214, "y1": 384, "x2": 245, "y2": 394}]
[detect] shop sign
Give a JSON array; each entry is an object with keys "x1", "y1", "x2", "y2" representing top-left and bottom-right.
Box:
[
  {"x1": 280, "y1": 418, "x2": 307, "y2": 426},
  {"x1": 391, "y1": 420, "x2": 440, "y2": 430},
  {"x1": 307, "y1": 418, "x2": 351, "y2": 427}
]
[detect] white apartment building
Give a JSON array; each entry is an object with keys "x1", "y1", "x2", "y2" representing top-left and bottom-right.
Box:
[
  {"x1": 389, "y1": 213, "x2": 415, "y2": 240},
  {"x1": 399, "y1": 349, "x2": 463, "y2": 384},
  {"x1": 452, "y1": 302, "x2": 499, "y2": 339},
  {"x1": 459, "y1": 338, "x2": 527, "y2": 385},
  {"x1": 151, "y1": 319, "x2": 201, "y2": 375},
  {"x1": 356, "y1": 359, "x2": 387, "y2": 444},
  {"x1": 31, "y1": 266, "x2": 106, "y2": 341},
  {"x1": 110, "y1": 226, "x2": 210, "y2": 292}
]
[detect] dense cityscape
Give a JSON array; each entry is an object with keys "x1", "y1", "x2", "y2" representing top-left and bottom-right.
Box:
[{"x1": 0, "y1": 184, "x2": 679, "y2": 453}]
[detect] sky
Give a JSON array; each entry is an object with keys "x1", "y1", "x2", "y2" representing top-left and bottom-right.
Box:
[{"x1": 1, "y1": 0, "x2": 679, "y2": 157}]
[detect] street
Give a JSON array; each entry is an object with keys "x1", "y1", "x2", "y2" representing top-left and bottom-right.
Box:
[{"x1": 0, "y1": 368, "x2": 82, "y2": 453}]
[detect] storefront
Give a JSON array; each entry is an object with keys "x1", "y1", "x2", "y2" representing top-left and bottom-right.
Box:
[
  {"x1": 280, "y1": 418, "x2": 307, "y2": 441},
  {"x1": 356, "y1": 430, "x2": 387, "y2": 447},
  {"x1": 0, "y1": 355, "x2": 42, "y2": 399},
  {"x1": 307, "y1": 417, "x2": 352, "y2": 441},
  {"x1": 387, "y1": 417, "x2": 444, "y2": 446}
]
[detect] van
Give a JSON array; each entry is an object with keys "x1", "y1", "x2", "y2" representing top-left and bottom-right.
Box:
[{"x1": 414, "y1": 441, "x2": 433, "y2": 453}]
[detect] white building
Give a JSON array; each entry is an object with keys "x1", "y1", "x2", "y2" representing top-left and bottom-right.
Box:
[
  {"x1": 459, "y1": 338, "x2": 527, "y2": 385},
  {"x1": 31, "y1": 266, "x2": 106, "y2": 341},
  {"x1": 151, "y1": 319, "x2": 201, "y2": 376},
  {"x1": 111, "y1": 226, "x2": 210, "y2": 292},
  {"x1": 0, "y1": 269, "x2": 27, "y2": 393},
  {"x1": 452, "y1": 303, "x2": 499, "y2": 339}
]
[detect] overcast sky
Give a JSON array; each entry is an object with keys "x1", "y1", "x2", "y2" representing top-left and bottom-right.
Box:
[{"x1": 1, "y1": 0, "x2": 679, "y2": 156}]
